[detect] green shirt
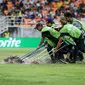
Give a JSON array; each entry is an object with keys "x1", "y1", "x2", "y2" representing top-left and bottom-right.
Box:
[
  {"x1": 62, "y1": 35, "x2": 76, "y2": 45},
  {"x1": 46, "y1": 38, "x2": 56, "y2": 47},
  {"x1": 51, "y1": 23, "x2": 55, "y2": 28},
  {"x1": 47, "y1": 24, "x2": 56, "y2": 46},
  {"x1": 46, "y1": 23, "x2": 57, "y2": 47},
  {"x1": 41, "y1": 26, "x2": 60, "y2": 46},
  {"x1": 41, "y1": 26, "x2": 60, "y2": 39},
  {"x1": 60, "y1": 23, "x2": 81, "y2": 39},
  {"x1": 73, "y1": 18, "x2": 85, "y2": 31}
]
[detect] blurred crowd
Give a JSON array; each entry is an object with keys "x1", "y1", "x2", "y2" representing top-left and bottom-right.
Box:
[{"x1": 0, "y1": 0, "x2": 85, "y2": 26}]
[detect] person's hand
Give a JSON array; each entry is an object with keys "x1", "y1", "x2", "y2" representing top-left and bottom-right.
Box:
[
  {"x1": 54, "y1": 48, "x2": 57, "y2": 53},
  {"x1": 53, "y1": 48, "x2": 57, "y2": 56},
  {"x1": 53, "y1": 48, "x2": 56, "y2": 57},
  {"x1": 37, "y1": 46, "x2": 40, "y2": 49}
]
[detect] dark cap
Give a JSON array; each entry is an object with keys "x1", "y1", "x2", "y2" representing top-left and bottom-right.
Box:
[
  {"x1": 53, "y1": 0, "x2": 56, "y2": 1},
  {"x1": 35, "y1": 23, "x2": 42, "y2": 29},
  {"x1": 46, "y1": 17, "x2": 54, "y2": 24},
  {"x1": 46, "y1": 17, "x2": 54, "y2": 21}
]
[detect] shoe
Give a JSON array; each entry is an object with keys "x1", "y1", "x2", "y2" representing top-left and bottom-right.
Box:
[
  {"x1": 66, "y1": 58, "x2": 72, "y2": 63},
  {"x1": 66, "y1": 58, "x2": 76, "y2": 63},
  {"x1": 51, "y1": 56, "x2": 56, "y2": 63},
  {"x1": 59, "y1": 59, "x2": 68, "y2": 64}
]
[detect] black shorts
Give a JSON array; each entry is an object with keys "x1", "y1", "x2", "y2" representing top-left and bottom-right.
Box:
[
  {"x1": 74, "y1": 35, "x2": 85, "y2": 52},
  {"x1": 58, "y1": 42, "x2": 73, "y2": 54}
]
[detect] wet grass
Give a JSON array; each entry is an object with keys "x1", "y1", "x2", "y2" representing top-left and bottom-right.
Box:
[
  {"x1": 0, "y1": 64, "x2": 85, "y2": 85},
  {"x1": 0, "y1": 48, "x2": 34, "y2": 61},
  {"x1": 0, "y1": 48, "x2": 85, "y2": 85}
]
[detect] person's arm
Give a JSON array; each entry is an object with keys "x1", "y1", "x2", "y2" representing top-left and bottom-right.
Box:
[
  {"x1": 56, "y1": 36, "x2": 63, "y2": 49},
  {"x1": 37, "y1": 37, "x2": 45, "y2": 49},
  {"x1": 54, "y1": 36, "x2": 63, "y2": 53}
]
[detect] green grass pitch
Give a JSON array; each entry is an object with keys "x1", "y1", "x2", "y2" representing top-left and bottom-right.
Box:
[
  {"x1": 0, "y1": 48, "x2": 34, "y2": 61},
  {"x1": 0, "y1": 48, "x2": 85, "y2": 85}
]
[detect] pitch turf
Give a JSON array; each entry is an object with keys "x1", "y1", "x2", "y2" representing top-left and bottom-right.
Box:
[
  {"x1": 0, "y1": 64, "x2": 85, "y2": 85},
  {"x1": 0, "y1": 48, "x2": 34, "y2": 61},
  {"x1": 0, "y1": 48, "x2": 85, "y2": 85}
]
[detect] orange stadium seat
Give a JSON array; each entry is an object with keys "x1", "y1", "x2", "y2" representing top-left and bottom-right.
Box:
[
  {"x1": 2, "y1": 0, "x2": 85, "y2": 28},
  {"x1": 21, "y1": 23, "x2": 36, "y2": 28},
  {"x1": 84, "y1": 0, "x2": 85, "y2": 4},
  {"x1": 24, "y1": 18, "x2": 31, "y2": 24},
  {"x1": 23, "y1": 18, "x2": 36, "y2": 27}
]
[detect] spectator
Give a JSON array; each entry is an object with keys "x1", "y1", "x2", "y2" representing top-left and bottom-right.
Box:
[
  {"x1": 0, "y1": 0, "x2": 85, "y2": 27},
  {"x1": 10, "y1": 11, "x2": 15, "y2": 25},
  {"x1": 3, "y1": 30, "x2": 10, "y2": 38}
]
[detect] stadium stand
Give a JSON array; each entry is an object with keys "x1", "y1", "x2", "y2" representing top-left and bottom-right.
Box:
[{"x1": 0, "y1": 0, "x2": 85, "y2": 37}]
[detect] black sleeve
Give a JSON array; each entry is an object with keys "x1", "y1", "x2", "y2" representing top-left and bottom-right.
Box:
[
  {"x1": 42, "y1": 32, "x2": 45, "y2": 38},
  {"x1": 60, "y1": 33, "x2": 70, "y2": 37},
  {"x1": 42, "y1": 31, "x2": 50, "y2": 38}
]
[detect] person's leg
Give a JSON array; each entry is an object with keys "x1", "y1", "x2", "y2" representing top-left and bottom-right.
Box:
[
  {"x1": 47, "y1": 44, "x2": 56, "y2": 63},
  {"x1": 54, "y1": 43, "x2": 68, "y2": 62},
  {"x1": 70, "y1": 45, "x2": 78, "y2": 63},
  {"x1": 62, "y1": 44, "x2": 73, "y2": 63},
  {"x1": 71, "y1": 38, "x2": 82, "y2": 63},
  {"x1": 79, "y1": 38, "x2": 85, "y2": 52},
  {"x1": 64, "y1": 44, "x2": 76, "y2": 63},
  {"x1": 55, "y1": 52, "x2": 64, "y2": 60},
  {"x1": 54, "y1": 45, "x2": 70, "y2": 64},
  {"x1": 77, "y1": 51, "x2": 84, "y2": 61},
  {"x1": 75, "y1": 38, "x2": 85, "y2": 61}
]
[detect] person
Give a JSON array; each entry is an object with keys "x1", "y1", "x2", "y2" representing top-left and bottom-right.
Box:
[
  {"x1": 45, "y1": 18, "x2": 65, "y2": 62},
  {"x1": 46, "y1": 18, "x2": 55, "y2": 28},
  {"x1": 10, "y1": 11, "x2": 15, "y2": 25},
  {"x1": 4, "y1": 30, "x2": 10, "y2": 38},
  {"x1": 64, "y1": 11, "x2": 85, "y2": 61},
  {"x1": 46, "y1": 17, "x2": 76, "y2": 63},
  {"x1": 35, "y1": 23, "x2": 61, "y2": 63},
  {"x1": 46, "y1": 17, "x2": 61, "y2": 29},
  {"x1": 55, "y1": 16, "x2": 84, "y2": 63},
  {"x1": 64, "y1": 11, "x2": 85, "y2": 36}
]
